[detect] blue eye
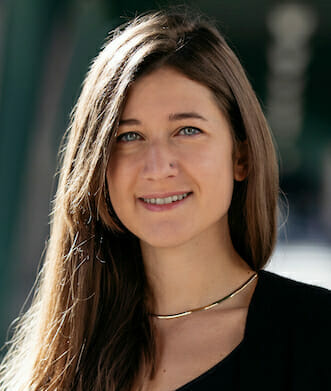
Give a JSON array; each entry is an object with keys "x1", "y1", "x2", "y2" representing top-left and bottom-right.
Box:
[
  {"x1": 116, "y1": 132, "x2": 142, "y2": 143},
  {"x1": 178, "y1": 127, "x2": 202, "y2": 136}
]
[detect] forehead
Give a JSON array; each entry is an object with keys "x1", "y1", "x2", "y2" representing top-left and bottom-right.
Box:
[{"x1": 121, "y1": 66, "x2": 219, "y2": 117}]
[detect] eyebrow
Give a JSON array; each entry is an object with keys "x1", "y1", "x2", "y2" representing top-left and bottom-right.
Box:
[{"x1": 118, "y1": 111, "x2": 208, "y2": 126}]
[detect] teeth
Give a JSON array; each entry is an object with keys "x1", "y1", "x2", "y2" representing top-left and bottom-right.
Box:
[{"x1": 143, "y1": 193, "x2": 189, "y2": 204}]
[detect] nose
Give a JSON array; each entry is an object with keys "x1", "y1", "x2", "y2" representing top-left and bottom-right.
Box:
[{"x1": 141, "y1": 141, "x2": 178, "y2": 181}]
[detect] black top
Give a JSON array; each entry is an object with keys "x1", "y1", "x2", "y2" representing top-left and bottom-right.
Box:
[{"x1": 176, "y1": 270, "x2": 331, "y2": 391}]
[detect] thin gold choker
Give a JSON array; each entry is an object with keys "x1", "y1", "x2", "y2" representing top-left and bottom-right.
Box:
[{"x1": 150, "y1": 272, "x2": 258, "y2": 319}]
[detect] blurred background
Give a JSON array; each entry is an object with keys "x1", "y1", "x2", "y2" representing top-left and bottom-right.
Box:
[{"x1": 0, "y1": 0, "x2": 330, "y2": 350}]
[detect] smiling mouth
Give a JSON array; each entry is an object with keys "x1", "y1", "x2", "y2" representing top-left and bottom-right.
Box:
[{"x1": 140, "y1": 192, "x2": 193, "y2": 205}]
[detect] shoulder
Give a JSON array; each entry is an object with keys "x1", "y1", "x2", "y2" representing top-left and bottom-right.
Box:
[
  {"x1": 243, "y1": 270, "x2": 331, "y2": 388},
  {"x1": 256, "y1": 269, "x2": 331, "y2": 328},
  {"x1": 258, "y1": 269, "x2": 331, "y2": 302},
  {"x1": 258, "y1": 269, "x2": 331, "y2": 301}
]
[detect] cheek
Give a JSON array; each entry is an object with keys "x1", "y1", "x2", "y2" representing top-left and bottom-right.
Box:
[
  {"x1": 107, "y1": 153, "x2": 130, "y2": 192},
  {"x1": 106, "y1": 155, "x2": 138, "y2": 215},
  {"x1": 106, "y1": 158, "x2": 125, "y2": 207},
  {"x1": 184, "y1": 143, "x2": 234, "y2": 179},
  {"x1": 190, "y1": 144, "x2": 235, "y2": 206}
]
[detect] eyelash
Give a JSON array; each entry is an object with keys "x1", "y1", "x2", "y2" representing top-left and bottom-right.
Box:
[{"x1": 116, "y1": 127, "x2": 202, "y2": 143}]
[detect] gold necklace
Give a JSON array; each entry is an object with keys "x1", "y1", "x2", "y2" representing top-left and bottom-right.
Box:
[{"x1": 150, "y1": 272, "x2": 258, "y2": 319}]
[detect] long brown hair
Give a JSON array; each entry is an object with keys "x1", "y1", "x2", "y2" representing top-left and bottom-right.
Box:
[{"x1": 0, "y1": 8, "x2": 279, "y2": 391}]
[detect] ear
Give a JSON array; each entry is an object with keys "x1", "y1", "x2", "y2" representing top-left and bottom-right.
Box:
[{"x1": 233, "y1": 140, "x2": 249, "y2": 181}]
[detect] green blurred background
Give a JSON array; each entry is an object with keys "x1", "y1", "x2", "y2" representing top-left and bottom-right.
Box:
[{"x1": 0, "y1": 0, "x2": 330, "y2": 350}]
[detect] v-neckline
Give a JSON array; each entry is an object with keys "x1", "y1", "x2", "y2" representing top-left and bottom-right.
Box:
[{"x1": 175, "y1": 269, "x2": 265, "y2": 390}]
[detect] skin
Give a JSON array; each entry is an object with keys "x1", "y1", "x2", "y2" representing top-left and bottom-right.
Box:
[{"x1": 107, "y1": 66, "x2": 254, "y2": 318}]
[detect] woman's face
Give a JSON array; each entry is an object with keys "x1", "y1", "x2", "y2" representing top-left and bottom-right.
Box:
[{"x1": 107, "y1": 66, "x2": 247, "y2": 248}]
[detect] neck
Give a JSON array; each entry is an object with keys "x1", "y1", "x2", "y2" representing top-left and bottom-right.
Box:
[{"x1": 140, "y1": 223, "x2": 253, "y2": 317}]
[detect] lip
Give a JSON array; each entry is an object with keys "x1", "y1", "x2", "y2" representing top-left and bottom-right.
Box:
[
  {"x1": 137, "y1": 192, "x2": 193, "y2": 212},
  {"x1": 138, "y1": 191, "x2": 191, "y2": 199}
]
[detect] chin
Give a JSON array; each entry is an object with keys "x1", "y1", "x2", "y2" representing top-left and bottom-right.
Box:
[{"x1": 139, "y1": 230, "x2": 198, "y2": 250}]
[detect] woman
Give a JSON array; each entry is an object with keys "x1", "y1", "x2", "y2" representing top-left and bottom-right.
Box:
[{"x1": 1, "y1": 8, "x2": 330, "y2": 391}]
